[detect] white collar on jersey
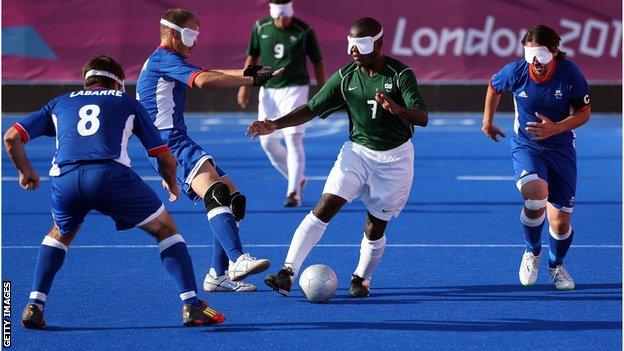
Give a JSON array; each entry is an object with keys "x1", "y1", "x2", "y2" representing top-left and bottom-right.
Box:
[{"x1": 84, "y1": 70, "x2": 125, "y2": 92}]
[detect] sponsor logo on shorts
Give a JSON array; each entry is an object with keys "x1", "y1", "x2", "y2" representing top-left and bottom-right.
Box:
[
  {"x1": 384, "y1": 83, "x2": 393, "y2": 92},
  {"x1": 348, "y1": 86, "x2": 357, "y2": 91},
  {"x1": 518, "y1": 91, "x2": 527, "y2": 98},
  {"x1": 554, "y1": 89, "x2": 563, "y2": 99}
]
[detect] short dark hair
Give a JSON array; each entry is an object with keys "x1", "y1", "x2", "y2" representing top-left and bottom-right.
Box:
[
  {"x1": 161, "y1": 8, "x2": 196, "y2": 37},
  {"x1": 81, "y1": 55, "x2": 124, "y2": 89},
  {"x1": 269, "y1": 0, "x2": 292, "y2": 4},
  {"x1": 522, "y1": 25, "x2": 566, "y2": 60},
  {"x1": 350, "y1": 17, "x2": 382, "y2": 37}
]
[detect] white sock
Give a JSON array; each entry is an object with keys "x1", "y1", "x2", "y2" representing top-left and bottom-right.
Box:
[
  {"x1": 284, "y1": 211, "x2": 328, "y2": 277},
  {"x1": 354, "y1": 234, "x2": 387, "y2": 282},
  {"x1": 284, "y1": 133, "x2": 305, "y2": 195},
  {"x1": 260, "y1": 135, "x2": 288, "y2": 179}
]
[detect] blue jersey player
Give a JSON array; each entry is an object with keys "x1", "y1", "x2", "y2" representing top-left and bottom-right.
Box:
[
  {"x1": 6, "y1": 55, "x2": 225, "y2": 329},
  {"x1": 482, "y1": 25, "x2": 591, "y2": 290},
  {"x1": 137, "y1": 8, "x2": 281, "y2": 292}
]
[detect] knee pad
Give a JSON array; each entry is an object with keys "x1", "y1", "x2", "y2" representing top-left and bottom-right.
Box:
[
  {"x1": 203, "y1": 182, "x2": 231, "y2": 211},
  {"x1": 524, "y1": 198, "x2": 548, "y2": 211},
  {"x1": 230, "y1": 191, "x2": 247, "y2": 220}
]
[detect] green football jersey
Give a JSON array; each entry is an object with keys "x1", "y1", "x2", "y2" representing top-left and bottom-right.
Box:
[
  {"x1": 247, "y1": 17, "x2": 322, "y2": 89},
  {"x1": 308, "y1": 56, "x2": 427, "y2": 151}
]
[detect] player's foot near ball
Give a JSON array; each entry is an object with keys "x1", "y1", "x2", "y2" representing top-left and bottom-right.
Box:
[
  {"x1": 228, "y1": 253, "x2": 270, "y2": 281},
  {"x1": 349, "y1": 274, "x2": 370, "y2": 297},
  {"x1": 264, "y1": 266, "x2": 294, "y2": 296},
  {"x1": 21, "y1": 304, "x2": 46, "y2": 329},
  {"x1": 182, "y1": 300, "x2": 225, "y2": 326}
]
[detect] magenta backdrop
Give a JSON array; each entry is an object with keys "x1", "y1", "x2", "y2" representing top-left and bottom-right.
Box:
[{"x1": 3, "y1": 0, "x2": 621, "y2": 82}]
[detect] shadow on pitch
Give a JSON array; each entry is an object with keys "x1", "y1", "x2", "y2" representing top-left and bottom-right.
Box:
[
  {"x1": 210, "y1": 318, "x2": 621, "y2": 333},
  {"x1": 345, "y1": 283, "x2": 622, "y2": 303}
]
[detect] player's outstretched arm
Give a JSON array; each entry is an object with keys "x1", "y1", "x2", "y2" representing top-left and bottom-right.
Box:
[
  {"x1": 3, "y1": 127, "x2": 40, "y2": 190},
  {"x1": 481, "y1": 87, "x2": 506, "y2": 142},
  {"x1": 194, "y1": 66, "x2": 285, "y2": 89},
  {"x1": 246, "y1": 105, "x2": 315, "y2": 138},
  {"x1": 374, "y1": 91, "x2": 428, "y2": 126},
  {"x1": 155, "y1": 151, "x2": 180, "y2": 202}
]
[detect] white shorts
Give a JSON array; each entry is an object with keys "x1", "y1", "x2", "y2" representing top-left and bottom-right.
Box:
[
  {"x1": 258, "y1": 85, "x2": 309, "y2": 136},
  {"x1": 323, "y1": 140, "x2": 414, "y2": 221}
]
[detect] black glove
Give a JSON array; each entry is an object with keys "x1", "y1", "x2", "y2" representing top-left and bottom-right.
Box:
[{"x1": 243, "y1": 65, "x2": 275, "y2": 86}]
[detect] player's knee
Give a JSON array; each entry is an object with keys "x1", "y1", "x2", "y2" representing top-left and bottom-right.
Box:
[
  {"x1": 230, "y1": 191, "x2": 247, "y2": 220},
  {"x1": 549, "y1": 218, "x2": 570, "y2": 235},
  {"x1": 520, "y1": 178, "x2": 548, "y2": 200},
  {"x1": 524, "y1": 197, "x2": 548, "y2": 211},
  {"x1": 203, "y1": 181, "x2": 231, "y2": 211}
]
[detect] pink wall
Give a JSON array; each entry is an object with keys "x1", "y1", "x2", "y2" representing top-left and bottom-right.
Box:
[{"x1": 3, "y1": 0, "x2": 621, "y2": 82}]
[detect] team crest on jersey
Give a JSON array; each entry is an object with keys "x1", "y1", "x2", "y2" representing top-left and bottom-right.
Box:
[
  {"x1": 554, "y1": 89, "x2": 563, "y2": 99},
  {"x1": 384, "y1": 83, "x2": 393, "y2": 92},
  {"x1": 290, "y1": 35, "x2": 297, "y2": 43}
]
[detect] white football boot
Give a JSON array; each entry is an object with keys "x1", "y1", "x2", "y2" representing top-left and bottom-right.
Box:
[
  {"x1": 203, "y1": 269, "x2": 257, "y2": 292},
  {"x1": 548, "y1": 265, "x2": 575, "y2": 290},
  {"x1": 228, "y1": 253, "x2": 270, "y2": 281},
  {"x1": 519, "y1": 250, "x2": 541, "y2": 286}
]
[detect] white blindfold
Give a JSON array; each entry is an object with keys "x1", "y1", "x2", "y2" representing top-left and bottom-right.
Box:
[
  {"x1": 269, "y1": 2, "x2": 294, "y2": 19},
  {"x1": 84, "y1": 70, "x2": 125, "y2": 91},
  {"x1": 160, "y1": 18, "x2": 199, "y2": 47},
  {"x1": 347, "y1": 29, "x2": 383, "y2": 55},
  {"x1": 524, "y1": 45, "x2": 553, "y2": 65}
]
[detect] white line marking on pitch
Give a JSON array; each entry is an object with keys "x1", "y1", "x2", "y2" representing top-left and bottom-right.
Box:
[
  {"x1": 2, "y1": 244, "x2": 620, "y2": 249},
  {"x1": 457, "y1": 176, "x2": 515, "y2": 181}
]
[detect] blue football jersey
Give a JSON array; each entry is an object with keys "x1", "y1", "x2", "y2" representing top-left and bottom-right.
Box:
[
  {"x1": 135, "y1": 47, "x2": 203, "y2": 134},
  {"x1": 13, "y1": 88, "x2": 168, "y2": 176},
  {"x1": 489, "y1": 58, "x2": 590, "y2": 146}
]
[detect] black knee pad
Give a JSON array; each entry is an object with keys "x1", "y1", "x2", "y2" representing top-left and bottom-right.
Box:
[
  {"x1": 230, "y1": 191, "x2": 247, "y2": 220},
  {"x1": 203, "y1": 182, "x2": 231, "y2": 211}
]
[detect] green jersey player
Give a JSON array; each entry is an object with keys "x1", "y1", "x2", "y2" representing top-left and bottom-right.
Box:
[
  {"x1": 247, "y1": 17, "x2": 428, "y2": 297},
  {"x1": 238, "y1": 0, "x2": 325, "y2": 207}
]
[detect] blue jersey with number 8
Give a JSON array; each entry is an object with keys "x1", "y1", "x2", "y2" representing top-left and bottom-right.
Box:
[{"x1": 13, "y1": 88, "x2": 168, "y2": 176}]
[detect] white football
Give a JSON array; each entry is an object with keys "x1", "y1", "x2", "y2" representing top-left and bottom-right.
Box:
[{"x1": 298, "y1": 264, "x2": 338, "y2": 303}]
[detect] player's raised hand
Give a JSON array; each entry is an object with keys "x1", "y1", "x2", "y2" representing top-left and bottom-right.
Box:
[
  {"x1": 246, "y1": 119, "x2": 277, "y2": 139},
  {"x1": 375, "y1": 90, "x2": 403, "y2": 115},
  {"x1": 525, "y1": 112, "x2": 561, "y2": 140},
  {"x1": 162, "y1": 179, "x2": 179, "y2": 202},
  {"x1": 19, "y1": 168, "x2": 40, "y2": 190},
  {"x1": 481, "y1": 122, "x2": 506, "y2": 142}
]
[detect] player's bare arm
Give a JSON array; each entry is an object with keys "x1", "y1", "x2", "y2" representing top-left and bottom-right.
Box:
[
  {"x1": 374, "y1": 91, "x2": 427, "y2": 126},
  {"x1": 481, "y1": 87, "x2": 506, "y2": 142},
  {"x1": 525, "y1": 109, "x2": 590, "y2": 141},
  {"x1": 3, "y1": 127, "x2": 40, "y2": 190},
  {"x1": 194, "y1": 67, "x2": 284, "y2": 89},
  {"x1": 155, "y1": 151, "x2": 180, "y2": 202},
  {"x1": 313, "y1": 60, "x2": 326, "y2": 87},
  {"x1": 246, "y1": 105, "x2": 315, "y2": 138}
]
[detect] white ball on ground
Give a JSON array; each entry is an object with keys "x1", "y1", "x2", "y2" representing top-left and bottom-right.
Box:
[{"x1": 298, "y1": 264, "x2": 338, "y2": 303}]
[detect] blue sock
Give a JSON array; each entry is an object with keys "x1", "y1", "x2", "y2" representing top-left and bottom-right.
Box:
[
  {"x1": 520, "y1": 209, "x2": 545, "y2": 256},
  {"x1": 206, "y1": 207, "x2": 244, "y2": 261},
  {"x1": 29, "y1": 236, "x2": 68, "y2": 309},
  {"x1": 548, "y1": 227, "x2": 574, "y2": 268},
  {"x1": 211, "y1": 238, "x2": 229, "y2": 277},
  {"x1": 158, "y1": 234, "x2": 200, "y2": 307}
]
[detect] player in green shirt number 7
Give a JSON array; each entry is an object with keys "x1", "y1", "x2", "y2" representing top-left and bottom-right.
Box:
[{"x1": 247, "y1": 17, "x2": 428, "y2": 298}]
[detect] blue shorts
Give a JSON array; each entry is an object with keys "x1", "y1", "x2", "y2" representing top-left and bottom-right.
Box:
[
  {"x1": 51, "y1": 161, "x2": 164, "y2": 236},
  {"x1": 149, "y1": 131, "x2": 226, "y2": 204},
  {"x1": 511, "y1": 138, "x2": 577, "y2": 212}
]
